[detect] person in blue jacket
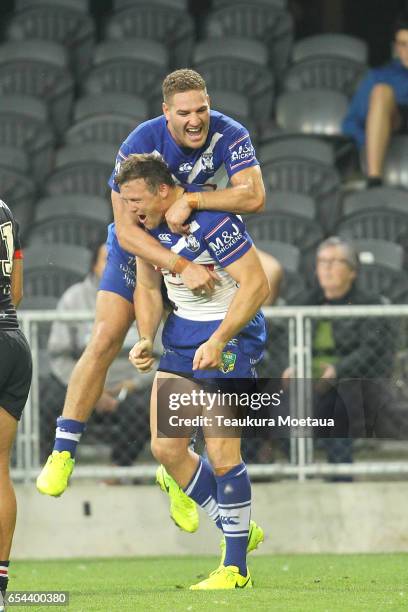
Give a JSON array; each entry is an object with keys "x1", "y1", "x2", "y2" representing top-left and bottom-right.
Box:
[{"x1": 342, "y1": 11, "x2": 408, "y2": 187}]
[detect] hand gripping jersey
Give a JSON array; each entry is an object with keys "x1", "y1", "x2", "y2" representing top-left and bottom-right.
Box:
[
  {"x1": 147, "y1": 211, "x2": 266, "y2": 379},
  {"x1": 0, "y1": 200, "x2": 23, "y2": 330},
  {"x1": 101, "y1": 110, "x2": 259, "y2": 302}
]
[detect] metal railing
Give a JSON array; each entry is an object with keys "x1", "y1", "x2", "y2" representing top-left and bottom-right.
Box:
[{"x1": 13, "y1": 305, "x2": 408, "y2": 482}]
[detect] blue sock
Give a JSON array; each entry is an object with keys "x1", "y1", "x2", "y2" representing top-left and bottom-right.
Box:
[
  {"x1": 216, "y1": 462, "x2": 251, "y2": 576},
  {"x1": 184, "y1": 457, "x2": 222, "y2": 530},
  {"x1": 53, "y1": 417, "x2": 85, "y2": 458}
]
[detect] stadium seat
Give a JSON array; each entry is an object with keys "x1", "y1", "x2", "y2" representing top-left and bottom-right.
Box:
[
  {"x1": 283, "y1": 56, "x2": 367, "y2": 97},
  {"x1": 65, "y1": 114, "x2": 138, "y2": 146},
  {"x1": 336, "y1": 187, "x2": 408, "y2": 242},
  {"x1": 259, "y1": 137, "x2": 335, "y2": 166},
  {"x1": 5, "y1": 0, "x2": 95, "y2": 78},
  {"x1": 193, "y1": 38, "x2": 275, "y2": 120},
  {"x1": 23, "y1": 244, "x2": 91, "y2": 298},
  {"x1": 383, "y1": 136, "x2": 408, "y2": 189},
  {"x1": 16, "y1": 0, "x2": 89, "y2": 10},
  {"x1": 262, "y1": 156, "x2": 341, "y2": 231},
  {"x1": 0, "y1": 146, "x2": 36, "y2": 239},
  {"x1": 253, "y1": 240, "x2": 307, "y2": 302},
  {"x1": 264, "y1": 191, "x2": 317, "y2": 218},
  {"x1": 0, "y1": 41, "x2": 74, "y2": 135},
  {"x1": 292, "y1": 34, "x2": 368, "y2": 64},
  {"x1": 275, "y1": 90, "x2": 349, "y2": 136},
  {"x1": 203, "y1": 2, "x2": 293, "y2": 80},
  {"x1": 44, "y1": 144, "x2": 117, "y2": 198},
  {"x1": 212, "y1": 0, "x2": 287, "y2": 7},
  {"x1": 82, "y1": 40, "x2": 168, "y2": 116},
  {"x1": 246, "y1": 210, "x2": 324, "y2": 252},
  {"x1": 113, "y1": 0, "x2": 187, "y2": 9},
  {"x1": 276, "y1": 89, "x2": 348, "y2": 136},
  {"x1": 106, "y1": 3, "x2": 195, "y2": 69},
  {"x1": 0, "y1": 95, "x2": 55, "y2": 182},
  {"x1": 209, "y1": 90, "x2": 257, "y2": 139},
  {"x1": 28, "y1": 195, "x2": 110, "y2": 248},
  {"x1": 73, "y1": 93, "x2": 148, "y2": 123},
  {"x1": 354, "y1": 239, "x2": 407, "y2": 301}
]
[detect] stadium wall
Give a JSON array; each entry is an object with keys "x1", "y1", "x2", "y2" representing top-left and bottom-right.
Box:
[{"x1": 14, "y1": 481, "x2": 408, "y2": 559}]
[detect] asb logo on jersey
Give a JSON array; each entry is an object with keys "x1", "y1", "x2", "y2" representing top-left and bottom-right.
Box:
[
  {"x1": 209, "y1": 223, "x2": 243, "y2": 256},
  {"x1": 185, "y1": 234, "x2": 200, "y2": 252},
  {"x1": 230, "y1": 140, "x2": 255, "y2": 163}
]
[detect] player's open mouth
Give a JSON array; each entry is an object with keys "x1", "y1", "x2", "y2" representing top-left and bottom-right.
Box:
[
  {"x1": 186, "y1": 127, "x2": 203, "y2": 142},
  {"x1": 138, "y1": 214, "x2": 146, "y2": 224}
]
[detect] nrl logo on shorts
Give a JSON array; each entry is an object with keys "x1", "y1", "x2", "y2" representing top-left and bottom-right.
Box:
[
  {"x1": 185, "y1": 234, "x2": 200, "y2": 252},
  {"x1": 220, "y1": 351, "x2": 237, "y2": 374}
]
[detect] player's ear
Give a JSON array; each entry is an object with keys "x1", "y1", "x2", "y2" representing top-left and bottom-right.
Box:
[
  {"x1": 159, "y1": 183, "x2": 170, "y2": 199},
  {"x1": 162, "y1": 102, "x2": 170, "y2": 119}
]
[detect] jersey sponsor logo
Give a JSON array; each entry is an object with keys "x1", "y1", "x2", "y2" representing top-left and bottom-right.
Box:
[
  {"x1": 208, "y1": 223, "x2": 243, "y2": 256},
  {"x1": 185, "y1": 234, "x2": 200, "y2": 252},
  {"x1": 230, "y1": 141, "x2": 255, "y2": 163},
  {"x1": 227, "y1": 338, "x2": 239, "y2": 347},
  {"x1": 179, "y1": 162, "x2": 193, "y2": 173},
  {"x1": 158, "y1": 233, "x2": 172, "y2": 243},
  {"x1": 201, "y1": 152, "x2": 214, "y2": 172},
  {"x1": 220, "y1": 351, "x2": 237, "y2": 374}
]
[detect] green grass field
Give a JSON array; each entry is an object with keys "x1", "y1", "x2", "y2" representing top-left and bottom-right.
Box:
[{"x1": 7, "y1": 554, "x2": 407, "y2": 611}]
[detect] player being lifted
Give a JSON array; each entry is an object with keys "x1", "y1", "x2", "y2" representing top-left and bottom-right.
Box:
[
  {"x1": 0, "y1": 200, "x2": 32, "y2": 610},
  {"x1": 37, "y1": 69, "x2": 280, "y2": 538},
  {"x1": 124, "y1": 154, "x2": 267, "y2": 589}
]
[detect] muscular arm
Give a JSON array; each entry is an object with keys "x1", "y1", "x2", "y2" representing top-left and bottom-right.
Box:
[
  {"x1": 113, "y1": 189, "x2": 180, "y2": 268},
  {"x1": 193, "y1": 246, "x2": 270, "y2": 370},
  {"x1": 165, "y1": 166, "x2": 265, "y2": 233},
  {"x1": 112, "y1": 190, "x2": 219, "y2": 293},
  {"x1": 129, "y1": 258, "x2": 164, "y2": 373},
  {"x1": 134, "y1": 258, "x2": 164, "y2": 343},
  {"x1": 10, "y1": 258, "x2": 23, "y2": 307}
]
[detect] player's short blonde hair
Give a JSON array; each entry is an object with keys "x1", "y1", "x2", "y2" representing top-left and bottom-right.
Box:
[{"x1": 162, "y1": 69, "x2": 207, "y2": 103}]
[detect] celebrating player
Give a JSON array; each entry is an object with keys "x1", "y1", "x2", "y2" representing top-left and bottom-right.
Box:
[
  {"x1": 0, "y1": 200, "x2": 32, "y2": 610},
  {"x1": 37, "y1": 69, "x2": 281, "y2": 534},
  {"x1": 124, "y1": 154, "x2": 267, "y2": 589}
]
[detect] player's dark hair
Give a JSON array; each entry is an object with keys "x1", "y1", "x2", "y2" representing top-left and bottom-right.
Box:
[
  {"x1": 162, "y1": 68, "x2": 207, "y2": 103},
  {"x1": 317, "y1": 236, "x2": 359, "y2": 271},
  {"x1": 115, "y1": 153, "x2": 176, "y2": 193},
  {"x1": 392, "y1": 11, "x2": 408, "y2": 39}
]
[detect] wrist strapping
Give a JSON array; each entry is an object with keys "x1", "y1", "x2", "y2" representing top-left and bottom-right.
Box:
[{"x1": 186, "y1": 192, "x2": 203, "y2": 210}]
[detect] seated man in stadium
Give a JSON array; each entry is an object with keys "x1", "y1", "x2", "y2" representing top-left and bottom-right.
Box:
[
  {"x1": 342, "y1": 11, "x2": 408, "y2": 187},
  {"x1": 0, "y1": 200, "x2": 32, "y2": 610},
  {"x1": 282, "y1": 237, "x2": 395, "y2": 468},
  {"x1": 125, "y1": 154, "x2": 267, "y2": 589},
  {"x1": 38, "y1": 237, "x2": 155, "y2": 472}
]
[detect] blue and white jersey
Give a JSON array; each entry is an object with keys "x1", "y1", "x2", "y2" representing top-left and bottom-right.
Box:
[
  {"x1": 107, "y1": 111, "x2": 258, "y2": 247},
  {"x1": 148, "y1": 210, "x2": 253, "y2": 321}
]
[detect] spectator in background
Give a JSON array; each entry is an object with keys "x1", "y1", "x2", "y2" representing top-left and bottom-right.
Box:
[
  {"x1": 40, "y1": 237, "x2": 157, "y2": 468},
  {"x1": 282, "y1": 237, "x2": 395, "y2": 470},
  {"x1": 342, "y1": 11, "x2": 408, "y2": 188}
]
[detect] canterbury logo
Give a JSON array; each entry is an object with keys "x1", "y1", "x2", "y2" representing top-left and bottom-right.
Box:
[{"x1": 220, "y1": 515, "x2": 239, "y2": 525}]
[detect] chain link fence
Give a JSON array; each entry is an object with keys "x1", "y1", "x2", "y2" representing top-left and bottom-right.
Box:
[{"x1": 12, "y1": 305, "x2": 408, "y2": 481}]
